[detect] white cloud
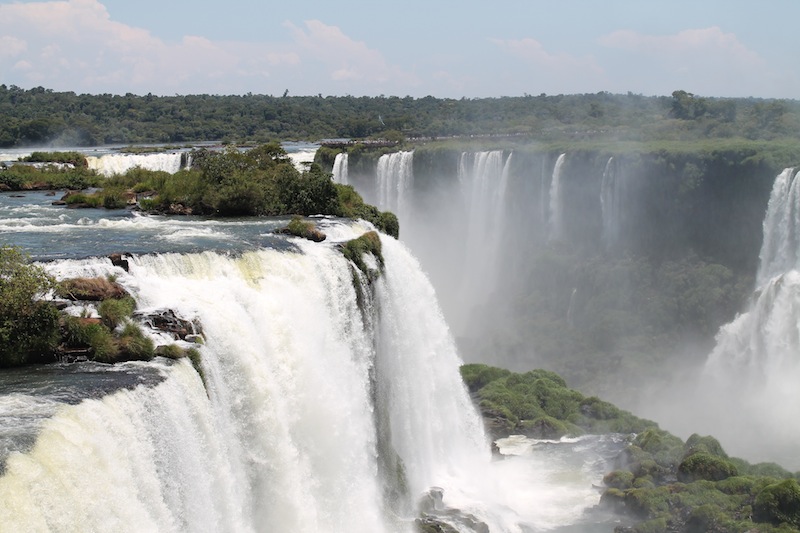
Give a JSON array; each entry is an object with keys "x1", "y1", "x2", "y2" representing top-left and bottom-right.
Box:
[
  {"x1": 0, "y1": 0, "x2": 300, "y2": 94},
  {"x1": 491, "y1": 38, "x2": 597, "y2": 71},
  {"x1": 0, "y1": 36, "x2": 28, "y2": 59},
  {"x1": 285, "y1": 20, "x2": 419, "y2": 88},
  {"x1": 599, "y1": 27, "x2": 761, "y2": 65},
  {"x1": 489, "y1": 37, "x2": 604, "y2": 94},
  {"x1": 596, "y1": 26, "x2": 775, "y2": 96}
]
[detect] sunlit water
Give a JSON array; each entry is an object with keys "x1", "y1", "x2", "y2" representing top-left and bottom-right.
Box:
[{"x1": 0, "y1": 191, "x2": 626, "y2": 532}]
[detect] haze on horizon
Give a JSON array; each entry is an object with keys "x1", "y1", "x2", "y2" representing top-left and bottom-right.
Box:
[{"x1": 1, "y1": 0, "x2": 798, "y2": 100}]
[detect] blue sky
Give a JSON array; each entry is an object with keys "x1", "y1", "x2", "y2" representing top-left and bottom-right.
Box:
[{"x1": 1, "y1": 0, "x2": 798, "y2": 98}]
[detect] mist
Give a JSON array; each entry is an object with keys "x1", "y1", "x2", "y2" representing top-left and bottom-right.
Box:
[{"x1": 337, "y1": 143, "x2": 799, "y2": 470}]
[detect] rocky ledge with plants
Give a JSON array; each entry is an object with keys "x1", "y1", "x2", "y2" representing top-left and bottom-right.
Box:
[{"x1": 461, "y1": 364, "x2": 800, "y2": 532}]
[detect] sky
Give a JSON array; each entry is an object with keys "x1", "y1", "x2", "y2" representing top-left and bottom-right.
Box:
[{"x1": 1, "y1": 0, "x2": 798, "y2": 99}]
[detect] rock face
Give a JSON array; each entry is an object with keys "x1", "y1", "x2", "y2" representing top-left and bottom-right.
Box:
[{"x1": 57, "y1": 277, "x2": 130, "y2": 301}]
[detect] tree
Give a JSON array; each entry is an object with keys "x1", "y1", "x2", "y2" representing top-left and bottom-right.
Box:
[{"x1": 0, "y1": 246, "x2": 60, "y2": 366}]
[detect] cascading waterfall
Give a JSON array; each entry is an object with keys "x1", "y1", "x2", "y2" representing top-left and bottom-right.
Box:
[
  {"x1": 599, "y1": 156, "x2": 621, "y2": 248},
  {"x1": 86, "y1": 152, "x2": 186, "y2": 176},
  {"x1": 0, "y1": 224, "x2": 549, "y2": 532},
  {"x1": 376, "y1": 151, "x2": 414, "y2": 218},
  {"x1": 756, "y1": 167, "x2": 800, "y2": 285},
  {"x1": 700, "y1": 167, "x2": 800, "y2": 468},
  {"x1": 457, "y1": 151, "x2": 512, "y2": 315},
  {"x1": 548, "y1": 153, "x2": 566, "y2": 243},
  {"x1": 332, "y1": 152, "x2": 349, "y2": 185}
]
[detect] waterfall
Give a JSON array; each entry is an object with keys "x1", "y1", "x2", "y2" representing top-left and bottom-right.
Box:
[
  {"x1": 456, "y1": 151, "x2": 512, "y2": 328},
  {"x1": 0, "y1": 227, "x2": 529, "y2": 532},
  {"x1": 376, "y1": 151, "x2": 414, "y2": 217},
  {"x1": 548, "y1": 153, "x2": 566, "y2": 243},
  {"x1": 756, "y1": 167, "x2": 800, "y2": 285},
  {"x1": 332, "y1": 152, "x2": 349, "y2": 185},
  {"x1": 600, "y1": 156, "x2": 621, "y2": 248},
  {"x1": 700, "y1": 167, "x2": 800, "y2": 468},
  {"x1": 86, "y1": 152, "x2": 186, "y2": 176}
]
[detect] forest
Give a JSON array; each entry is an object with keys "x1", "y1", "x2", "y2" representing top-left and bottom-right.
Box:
[{"x1": 1, "y1": 85, "x2": 799, "y2": 147}]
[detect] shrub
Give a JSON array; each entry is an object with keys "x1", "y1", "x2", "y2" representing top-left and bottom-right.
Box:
[
  {"x1": 0, "y1": 246, "x2": 60, "y2": 366},
  {"x1": 98, "y1": 297, "x2": 136, "y2": 329},
  {"x1": 460, "y1": 364, "x2": 512, "y2": 393},
  {"x1": 117, "y1": 323, "x2": 154, "y2": 361}
]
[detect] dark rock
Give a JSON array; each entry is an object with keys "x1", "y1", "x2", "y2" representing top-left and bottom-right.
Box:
[
  {"x1": 109, "y1": 253, "x2": 130, "y2": 272},
  {"x1": 139, "y1": 309, "x2": 201, "y2": 340},
  {"x1": 167, "y1": 203, "x2": 193, "y2": 215}
]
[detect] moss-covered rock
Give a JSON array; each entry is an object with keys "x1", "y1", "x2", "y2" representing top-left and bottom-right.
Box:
[
  {"x1": 277, "y1": 215, "x2": 326, "y2": 242},
  {"x1": 341, "y1": 231, "x2": 383, "y2": 279},
  {"x1": 521, "y1": 415, "x2": 571, "y2": 439},
  {"x1": 677, "y1": 452, "x2": 738, "y2": 483},
  {"x1": 604, "y1": 470, "x2": 635, "y2": 490},
  {"x1": 684, "y1": 434, "x2": 728, "y2": 459},
  {"x1": 753, "y1": 479, "x2": 800, "y2": 527}
]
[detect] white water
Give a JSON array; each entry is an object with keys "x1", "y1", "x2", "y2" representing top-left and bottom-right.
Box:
[
  {"x1": 695, "y1": 168, "x2": 800, "y2": 468},
  {"x1": 332, "y1": 152, "x2": 349, "y2": 185},
  {"x1": 376, "y1": 151, "x2": 414, "y2": 218},
  {"x1": 455, "y1": 151, "x2": 512, "y2": 329},
  {"x1": 87, "y1": 152, "x2": 186, "y2": 176},
  {"x1": 599, "y1": 156, "x2": 621, "y2": 248},
  {"x1": 0, "y1": 219, "x2": 619, "y2": 532},
  {"x1": 548, "y1": 154, "x2": 566, "y2": 243},
  {"x1": 286, "y1": 148, "x2": 318, "y2": 172}
]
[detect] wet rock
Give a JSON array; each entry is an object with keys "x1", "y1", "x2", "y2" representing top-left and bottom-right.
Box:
[
  {"x1": 139, "y1": 309, "x2": 201, "y2": 340},
  {"x1": 109, "y1": 253, "x2": 130, "y2": 272}
]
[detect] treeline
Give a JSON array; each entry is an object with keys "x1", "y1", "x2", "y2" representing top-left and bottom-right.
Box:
[{"x1": 1, "y1": 84, "x2": 799, "y2": 147}]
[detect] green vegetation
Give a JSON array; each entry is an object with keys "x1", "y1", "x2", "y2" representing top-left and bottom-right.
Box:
[
  {"x1": 98, "y1": 296, "x2": 136, "y2": 329},
  {"x1": 0, "y1": 162, "x2": 101, "y2": 191},
  {"x1": 0, "y1": 246, "x2": 60, "y2": 367},
  {"x1": 341, "y1": 231, "x2": 383, "y2": 280},
  {"x1": 460, "y1": 363, "x2": 653, "y2": 439},
  {"x1": 2, "y1": 85, "x2": 800, "y2": 146},
  {"x1": 278, "y1": 216, "x2": 327, "y2": 242},
  {"x1": 461, "y1": 364, "x2": 800, "y2": 532},
  {"x1": 20, "y1": 151, "x2": 88, "y2": 167}
]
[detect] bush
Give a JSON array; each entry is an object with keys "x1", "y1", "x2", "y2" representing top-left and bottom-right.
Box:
[
  {"x1": 460, "y1": 364, "x2": 512, "y2": 393},
  {"x1": 0, "y1": 246, "x2": 60, "y2": 366},
  {"x1": 117, "y1": 323, "x2": 154, "y2": 361},
  {"x1": 98, "y1": 296, "x2": 136, "y2": 329}
]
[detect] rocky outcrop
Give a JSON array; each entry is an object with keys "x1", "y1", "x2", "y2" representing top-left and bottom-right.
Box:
[
  {"x1": 138, "y1": 309, "x2": 202, "y2": 340},
  {"x1": 57, "y1": 277, "x2": 130, "y2": 301}
]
